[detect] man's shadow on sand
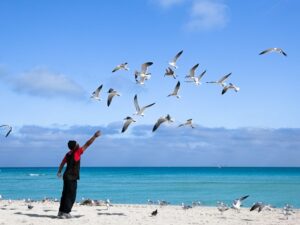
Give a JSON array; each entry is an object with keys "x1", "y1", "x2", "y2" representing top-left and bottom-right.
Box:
[{"x1": 14, "y1": 212, "x2": 83, "y2": 219}]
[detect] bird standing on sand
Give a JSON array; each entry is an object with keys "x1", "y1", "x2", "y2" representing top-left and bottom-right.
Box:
[
  {"x1": 169, "y1": 50, "x2": 183, "y2": 69},
  {"x1": 28, "y1": 205, "x2": 34, "y2": 210},
  {"x1": 259, "y1": 48, "x2": 287, "y2": 56},
  {"x1": 91, "y1": 84, "x2": 103, "y2": 101},
  {"x1": 107, "y1": 88, "x2": 121, "y2": 107},
  {"x1": 121, "y1": 117, "x2": 136, "y2": 133},
  {"x1": 206, "y1": 73, "x2": 232, "y2": 87},
  {"x1": 182, "y1": 203, "x2": 192, "y2": 210},
  {"x1": 112, "y1": 62, "x2": 130, "y2": 73},
  {"x1": 151, "y1": 209, "x2": 158, "y2": 216},
  {"x1": 250, "y1": 202, "x2": 273, "y2": 213},
  {"x1": 133, "y1": 94, "x2": 155, "y2": 116},
  {"x1": 217, "y1": 201, "x2": 229, "y2": 214},
  {"x1": 222, "y1": 83, "x2": 240, "y2": 95},
  {"x1": 152, "y1": 115, "x2": 174, "y2": 132},
  {"x1": 167, "y1": 81, "x2": 181, "y2": 98},
  {"x1": 0, "y1": 125, "x2": 12, "y2": 137}
]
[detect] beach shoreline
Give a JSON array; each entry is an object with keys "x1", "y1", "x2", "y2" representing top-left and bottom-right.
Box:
[{"x1": 0, "y1": 200, "x2": 299, "y2": 225}]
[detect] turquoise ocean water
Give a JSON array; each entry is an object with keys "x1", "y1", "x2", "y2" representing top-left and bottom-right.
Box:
[{"x1": 0, "y1": 167, "x2": 299, "y2": 208}]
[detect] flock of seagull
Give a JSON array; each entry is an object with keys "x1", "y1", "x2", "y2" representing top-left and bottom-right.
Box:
[
  {"x1": 147, "y1": 194, "x2": 295, "y2": 220},
  {"x1": 0, "y1": 47, "x2": 287, "y2": 136},
  {"x1": 89, "y1": 47, "x2": 286, "y2": 134}
]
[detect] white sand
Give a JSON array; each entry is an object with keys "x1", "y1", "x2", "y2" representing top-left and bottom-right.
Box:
[{"x1": 0, "y1": 200, "x2": 299, "y2": 225}]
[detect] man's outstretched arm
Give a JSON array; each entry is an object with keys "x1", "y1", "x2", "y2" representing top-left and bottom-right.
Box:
[{"x1": 82, "y1": 130, "x2": 101, "y2": 152}]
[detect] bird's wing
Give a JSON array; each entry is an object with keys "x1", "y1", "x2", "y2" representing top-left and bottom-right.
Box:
[
  {"x1": 189, "y1": 64, "x2": 199, "y2": 77},
  {"x1": 173, "y1": 81, "x2": 180, "y2": 94},
  {"x1": 259, "y1": 48, "x2": 274, "y2": 55},
  {"x1": 239, "y1": 195, "x2": 249, "y2": 201},
  {"x1": 222, "y1": 86, "x2": 229, "y2": 95},
  {"x1": 280, "y1": 49, "x2": 287, "y2": 56},
  {"x1": 93, "y1": 84, "x2": 103, "y2": 96},
  {"x1": 152, "y1": 117, "x2": 166, "y2": 132},
  {"x1": 122, "y1": 120, "x2": 132, "y2": 133},
  {"x1": 218, "y1": 73, "x2": 232, "y2": 83},
  {"x1": 112, "y1": 65, "x2": 121, "y2": 73},
  {"x1": 198, "y1": 70, "x2": 207, "y2": 80},
  {"x1": 107, "y1": 94, "x2": 114, "y2": 107},
  {"x1": 5, "y1": 127, "x2": 12, "y2": 137},
  {"x1": 134, "y1": 94, "x2": 140, "y2": 112},
  {"x1": 142, "y1": 102, "x2": 155, "y2": 110},
  {"x1": 172, "y1": 50, "x2": 183, "y2": 62},
  {"x1": 141, "y1": 62, "x2": 153, "y2": 74}
]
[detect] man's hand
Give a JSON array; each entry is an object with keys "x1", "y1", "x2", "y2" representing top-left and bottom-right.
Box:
[
  {"x1": 57, "y1": 172, "x2": 62, "y2": 179},
  {"x1": 94, "y1": 130, "x2": 101, "y2": 138}
]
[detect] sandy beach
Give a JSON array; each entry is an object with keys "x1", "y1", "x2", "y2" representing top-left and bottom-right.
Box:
[{"x1": 0, "y1": 200, "x2": 299, "y2": 225}]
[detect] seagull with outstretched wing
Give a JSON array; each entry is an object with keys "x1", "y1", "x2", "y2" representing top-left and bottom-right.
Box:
[
  {"x1": 112, "y1": 62, "x2": 129, "y2": 73},
  {"x1": 133, "y1": 94, "x2": 155, "y2": 116},
  {"x1": 185, "y1": 64, "x2": 199, "y2": 79},
  {"x1": 206, "y1": 73, "x2": 232, "y2": 87},
  {"x1": 107, "y1": 88, "x2": 121, "y2": 107},
  {"x1": 167, "y1": 81, "x2": 181, "y2": 98},
  {"x1": 169, "y1": 50, "x2": 183, "y2": 69},
  {"x1": 222, "y1": 83, "x2": 240, "y2": 95},
  {"x1": 152, "y1": 114, "x2": 174, "y2": 132},
  {"x1": 259, "y1": 48, "x2": 287, "y2": 56},
  {"x1": 91, "y1": 84, "x2": 103, "y2": 100},
  {"x1": 121, "y1": 117, "x2": 136, "y2": 133},
  {"x1": 178, "y1": 119, "x2": 195, "y2": 128}
]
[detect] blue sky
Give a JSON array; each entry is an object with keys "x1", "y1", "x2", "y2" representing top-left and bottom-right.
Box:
[{"x1": 0, "y1": 0, "x2": 300, "y2": 166}]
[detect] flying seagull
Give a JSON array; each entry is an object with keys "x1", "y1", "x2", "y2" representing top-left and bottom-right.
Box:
[
  {"x1": 0, "y1": 125, "x2": 12, "y2": 137},
  {"x1": 164, "y1": 67, "x2": 176, "y2": 79},
  {"x1": 185, "y1": 64, "x2": 199, "y2": 79},
  {"x1": 178, "y1": 119, "x2": 195, "y2": 128},
  {"x1": 151, "y1": 209, "x2": 158, "y2": 216},
  {"x1": 138, "y1": 62, "x2": 153, "y2": 77},
  {"x1": 222, "y1": 83, "x2": 240, "y2": 95},
  {"x1": 135, "y1": 71, "x2": 148, "y2": 85},
  {"x1": 206, "y1": 73, "x2": 232, "y2": 87},
  {"x1": 112, "y1": 62, "x2": 130, "y2": 73},
  {"x1": 91, "y1": 84, "x2": 103, "y2": 100},
  {"x1": 107, "y1": 88, "x2": 121, "y2": 107},
  {"x1": 135, "y1": 62, "x2": 153, "y2": 84},
  {"x1": 259, "y1": 48, "x2": 287, "y2": 56},
  {"x1": 121, "y1": 117, "x2": 136, "y2": 133},
  {"x1": 152, "y1": 114, "x2": 174, "y2": 132},
  {"x1": 186, "y1": 70, "x2": 206, "y2": 85},
  {"x1": 169, "y1": 50, "x2": 183, "y2": 69},
  {"x1": 134, "y1": 94, "x2": 155, "y2": 116},
  {"x1": 232, "y1": 195, "x2": 249, "y2": 212},
  {"x1": 167, "y1": 81, "x2": 181, "y2": 98}
]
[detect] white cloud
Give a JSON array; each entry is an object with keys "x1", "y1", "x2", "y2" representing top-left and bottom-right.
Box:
[
  {"x1": 187, "y1": 0, "x2": 229, "y2": 31},
  {"x1": 1, "y1": 124, "x2": 300, "y2": 167},
  {"x1": 9, "y1": 68, "x2": 86, "y2": 99}
]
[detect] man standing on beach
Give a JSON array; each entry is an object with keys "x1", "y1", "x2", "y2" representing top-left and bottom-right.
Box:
[{"x1": 57, "y1": 130, "x2": 101, "y2": 219}]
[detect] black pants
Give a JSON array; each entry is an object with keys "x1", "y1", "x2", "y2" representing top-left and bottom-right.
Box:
[{"x1": 59, "y1": 179, "x2": 77, "y2": 213}]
